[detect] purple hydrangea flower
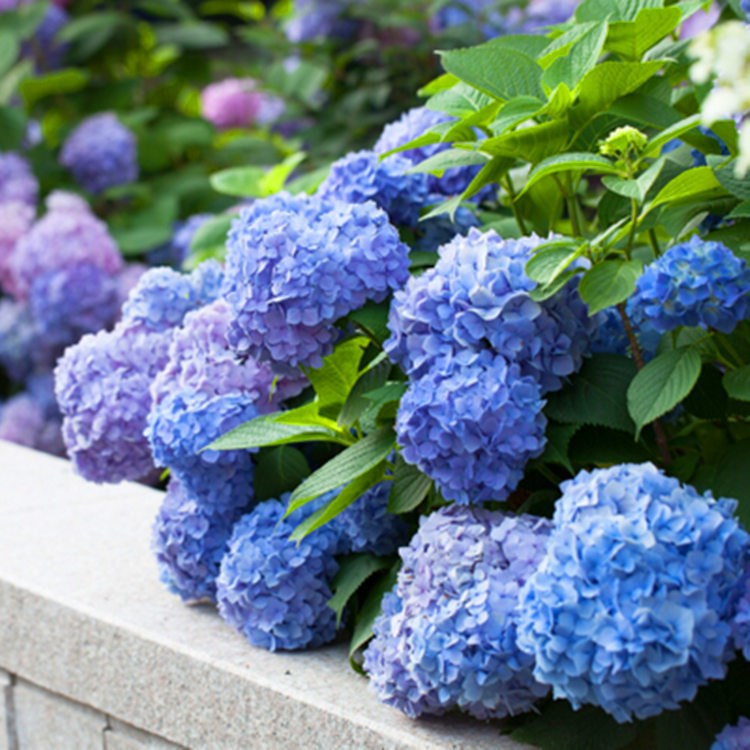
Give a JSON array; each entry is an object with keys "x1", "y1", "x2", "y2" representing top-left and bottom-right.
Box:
[
  {"x1": 412, "y1": 204, "x2": 480, "y2": 253},
  {"x1": 433, "y1": 0, "x2": 507, "y2": 37},
  {"x1": 201, "y1": 78, "x2": 283, "y2": 130},
  {"x1": 396, "y1": 351, "x2": 546, "y2": 504},
  {"x1": 0, "y1": 299, "x2": 40, "y2": 381},
  {"x1": 224, "y1": 191, "x2": 409, "y2": 369},
  {"x1": 152, "y1": 476, "x2": 252, "y2": 603},
  {"x1": 713, "y1": 717, "x2": 750, "y2": 750},
  {"x1": 216, "y1": 495, "x2": 342, "y2": 651},
  {"x1": 385, "y1": 228, "x2": 596, "y2": 393},
  {"x1": 25, "y1": 4, "x2": 68, "y2": 71},
  {"x1": 8, "y1": 191, "x2": 122, "y2": 302},
  {"x1": 29, "y1": 262, "x2": 120, "y2": 350},
  {"x1": 516, "y1": 462, "x2": 750, "y2": 723},
  {"x1": 316, "y1": 150, "x2": 429, "y2": 228},
  {"x1": 54, "y1": 321, "x2": 172, "y2": 483},
  {"x1": 741, "y1": 0, "x2": 750, "y2": 19},
  {"x1": 364, "y1": 505, "x2": 551, "y2": 719},
  {"x1": 731, "y1": 571, "x2": 750, "y2": 659},
  {"x1": 0, "y1": 391, "x2": 64, "y2": 456},
  {"x1": 0, "y1": 152, "x2": 38, "y2": 207},
  {"x1": 59, "y1": 113, "x2": 138, "y2": 195},
  {"x1": 517, "y1": 0, "x2": 579, "y2": 30},
  {"x1": 284, "y1": 0, "x2": 355, "y2": 42},
  {"x1": 0, "y1": 200, "x2": 35, "y2": 295},
  {"x1": 627, "y1": 236, "x2": 750, "y2": 335},
  {"x1": 374, "y1": 107, "x2": 489, "y2": 199}
]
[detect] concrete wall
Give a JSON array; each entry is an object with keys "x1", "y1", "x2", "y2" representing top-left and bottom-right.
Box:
[{"x1": 0, "y1": 441, "x2": 529, "y2": 750}]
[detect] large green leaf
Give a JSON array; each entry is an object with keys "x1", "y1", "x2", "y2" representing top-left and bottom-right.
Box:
[
  {"x1": 545, "y1": 354, "x2": 638, "y2": 432},
  {"x1": 328, "y1": 554, "x2": 393, "y2": 627},
  {"x1": 578, "y1": 259, "x2": 643, "y2": 315},
  {"x1": 185, "y1": 214, "x2": 232, "y2": 266},
  {"x1": 305, "y1": 337, "x2": 369, "y2": 412},
  {"x1": 538, "y1": 21, "x2": 604, "y2": 67},
  {"x1": 439, "y1": 43, "x2": 544, "y2": 101},
  {"x1": 426, "y1": 82, "x2": 496, "y2": 117},
  {"x1": 338, "y1": 357, "x2": 391, "y2": 428},
  {"x1": 155, "y1": 20, "x2": 228, "y2": 48},
  {"x1": 605, "y1": 7, "x2": 682, "y2": 60},
  {"x1": 488, "y1": 96, "x2": 544, "y2": 135},
  {"x1": 481, "y1": 119, "x2": 570, "y2": 162},
  {"x1": 0, "y1": 31, "x2": 19, "y2": 78},
  {"x1": 542, "y1": 21, "x2": 607, "y2": 92},
  {"x1": 648, "y1": 166, "x2": 727, "y2": 209},
  {"x1": 254, "y1": 447, "x2": 310, "y2": 502},
  {"x1": 525, "y1": 240, "x2": 583, "y2": 286},
  {"x1": 210, "y1": 153, "x2": 305, "y2": 198},
  {"x1": 575, "y1": 0, "x2": 661, "y2": 23},
  {"x1": 521, "y1": 152, "x2": 620, "y2": 196},
  {"x1": 407, "y1": 148, "x2": 487, "y2": 176},
  {"x1": 602, "y1": 158, "x2": 664, "y2": 203},
  {"x1": 288, "y1": 427, "x2": 396, "y2": 508},
  {"x1": 388, "y1": 459, "x2": 433, "y2": 514},
  {"x1": 627, "y1": 347, "x2": 702, "y2": 433},
  {"x1": 20, "y1": 68, "x2": 90, "y2": 107},
  {"x1": 723, "y1": 366, "x2": 750, "y2": 402},
  {"x1": 643, "y1": 113, "x2": 701, "y2": 157},
  {"x1": 348, "y1": 565, "x2": 399, "y2": 660}
]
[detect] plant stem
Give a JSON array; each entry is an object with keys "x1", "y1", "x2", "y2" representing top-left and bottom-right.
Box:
[
  {"x1": 647, "y1": 228, "x2": 661, "y2": 257},
  {"x1": 617, "y1": 303, "x2": 672, "y2": 465},
  {"x1": 503, "y1": 175, "x2": 529, "y2": 235}
]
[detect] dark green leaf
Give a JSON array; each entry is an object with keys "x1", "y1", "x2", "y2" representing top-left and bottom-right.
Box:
[
  {"x1": 388, "y1": 458, "x2": 432, "y2": 514},
  {"x1": 723, "y1": 366, "x2": 750, "y2": 402},
  {"x1": 537, "y1": 424, "x2": 579, "y2": 472},
  {"x1": 546, "y1": 354, "x2": 637, "y2": 432},
  {"x1": 648, "y1": 166, "x2": 728, "y2": 209},
  {"x1": 568, "y1": 425, "x2": 651, "y2": 464},
  {"x1": 254, "y1": 447, "x2": 310, "y2": 502},
  {"x1": 20, "y1": 68, "x2": 90, "y2": 107},
  {"x1": 329, "y1": 554, "x2": 392, "y2": 627},
  {"x1": 186, "y1": 214, "x2": 232, "y2": 265},
  {"x1": 693, "y1": 440, "x2": 750, "y2": 527},
  {"x1": 521, "y1": 152, "x2": 620, "y2": 197},
  {"x1": 349, "y1": 565, "x2": 399, "y2": 659},
  {"x1": 482, "y1": 119, "x2": 570, "y2": 162},
  {"x1": 0, "y1": 31, "x2": 19, "y2": 77},
  {"x1": 155, "y1": 20, "x2": 228, "y2": 48},
  {"x1": 715, "y1": 160, "x2": 750, "y2": 200},
  {"x1": 305, "y1": 337, "x2": 369, "y2": 412},
  {"x1": 525, "y1": 240, "x2": 582, "y2": 286},
  {"x1": 578, "y1": 259, "x2": 643, "y2": 315},
  {"x1": 347, "y1": 301, "x2": 391, "y2": 345},
  {"x1": 627, "y1": 347, "x2": 702, "y2": 433},
  {"x1": 338, "y1": 358, "x2": 391, "y2": 428},
  {"x1": 683, "y1": 365, "x2": 728, "y2": 418}
]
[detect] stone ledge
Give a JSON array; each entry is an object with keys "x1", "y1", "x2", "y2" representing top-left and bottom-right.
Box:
[{"x1": 0, "y1": 441, "x2": 529, "y2": 750}]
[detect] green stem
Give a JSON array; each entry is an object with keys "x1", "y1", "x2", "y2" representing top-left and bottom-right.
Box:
[
  {"x1": 503, "y1": 175, "x2": 529, "y2": 236},
  {"x1": 647, "y1": 228, "x2": 661, "y2": 257},
  {"x1": 717, "y1": 333, "x2": 745, "y2": 369},
  {"x1": 625, "y1": 199, "x2": 638, "y2": 260}
]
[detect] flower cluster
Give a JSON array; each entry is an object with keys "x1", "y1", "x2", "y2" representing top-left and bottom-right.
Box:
[
  {"x1": 364, "y1": 505, "x2": 551, "y2": 719},
  {"x1": 59, "y1": 113, "x2": 139, "y2": 195},
  {"x1": 396, "y1": 352, "x2": 546, "y2": 504},
  {"x1": 284, "y1": 0, "x2": 353, "y2": 42},
  {"x1": 516, "y1": 462, "x2": 750, "y2": 723},
  {"x1": 0, "y1": 201, "x2": 35, "y2": 296},
  {"x1": 712, "y1": 717, "x2": 750, "y2": 750},
  {"x1": 317, "y1": 150, "x2": 429, "y2": 228},
  {"x1": 201, "y1": 78, "x2": 283, "y2": 129},
  {"x1": 223, "y1": 191, "x2": 409, "y2": 369},
  {"x1": 627, "y1": 237, "x2": 750, "y2": 334},
  {"x1": 0, "y1": 152, "x2": 38, "y2": 206},
  {"x1": 152, "y1": 476, "x2": 252, "y2": 602},
  {"x1": 731, "y1": 571, "x2": 750, "y2": 659},
  {"x1": 0, "y1": 389, "x2": 64, "y2": 456},
  {"x1": 216, "y1": 495, "x2": 342, "y2": 651}
]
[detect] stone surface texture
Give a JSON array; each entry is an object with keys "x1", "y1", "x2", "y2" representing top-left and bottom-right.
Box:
[
  {"x1": 105, "y1": 719, "x2": 185, "y2": 750},
  {"x1": 13, "y1": 680, "x2": 106, "y2": 750},
  {"x1": 0, "y1": 441, "x2": 529, "y2": 750},
  {"x1": 1, "y1": 669, "x2": 11, "y2": 750}
]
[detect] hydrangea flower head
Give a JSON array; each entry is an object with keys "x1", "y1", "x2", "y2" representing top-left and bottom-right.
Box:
[
  {"x1": 713, "y1": 717, "x2": 750, "y2": 750},
  {"x1": 731, "y1": 570, "x2": 750, "y2": 660},
  {"x1": 385, "y1": 228, "x2": 596, "y2": 392},
  {"x1": 0, "y1": 299, "x2": 40, "y2": 381},
  {"x1": 284, "y1": 0, "x2": 354, "y2": 42},
  {"x1": 216, "y1": 495, "x2": 342, "y2": 651},
  {"x1": 201, "y1": 78, "x2": 282, "y2": 130},
  {"x1": 316, "y1": 150, "x2": 429, "y2": 228},
  {"x1": 60, "y1": 113, "x2": 138, "y2": 195},
  {"x1": 8, "y1": 192, "x2": 122, "y2": 301},
  {"x1": 54, "y1": 321, "x2": 172, "y2": 483},
  {"x1": 152, "y1": 477, "x2": 252, "y2": 603},
  {"x1": 396, "y1": 351, "x2": 546, "y2": 504},
  {"x1": 0, "y1": 200, "x2": 35, "y2": 294},
  {"x1": 627, "y1": 236, "x2": 750, "y2": 334},
  {"x1": 516, "y1": 462, "x2": 750, "y2": 723},
  {"x1": 224, "y1": 191, "x2": 409, "y2": 369},
  {"x1": 0, "y1": 391, "x2": 64, "y2": 456},
  {"x1": 364, "y1": 505, "x2": 551, "y2": 719},
  {"x1": 0, "y1": 152, "x2": 38, "y2": 206}
]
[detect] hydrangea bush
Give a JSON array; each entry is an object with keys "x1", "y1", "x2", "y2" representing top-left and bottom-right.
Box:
[{"x1": 5, "y1": 0, "x2": 750, "y2": 748}]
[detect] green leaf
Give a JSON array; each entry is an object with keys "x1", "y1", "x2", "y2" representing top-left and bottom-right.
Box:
[
  {"x1": 578, "y1": 259, "x2": 642, "y2": 315},
  {"x1": 328, "y1": 554, "x2": 392, "y2": 627},
  {"x1": 605, "y1": 7, "x2": 682, "y2": 60},
  {"x1": 481, "y1": 119, "x2": 570, "y2": 162},
  {"x1": 601, "y1": 157, "x2": 664, "y2": 203},
  {"x1": 575, "y1": 0, "x2": 661, "y2": 23},
  {"x1": 684, "y1": 365, "x2": 728, "y2": 418},
  {"x1": 289, "y1": 463, "x2": 386, "y2": 541},
  {"x1": 542, "y1": 21, "x2": 607, "y2": 92},
  {"x1": 0, "y1": 31, "x2": 19, "y2": 77},
  {"x1": 723, "y1": 366, "x2": 750, "y2": 402},
  {"x1": 546, "y1": 354, "x2": 637, "y2": 432},
  {"x1": 0, "y1": 105, "x2": 26, "y2": 149},
  {"x1": 0, "y1": 1, "x2": 48, "y2": 38},
  {"x1": 459, "y1": 155, "x2": 514, "y2": 202},
  {"x1": 575, "y1": 61, "x2": 664, "y2": 123},
  {"x1": 648, "y1": 166, "x2": 727, "y2": 210},
  {"x1": 426, "y1": 82, "x2": 496, "y2": 118},
  {"x1": 627, "y1": 347, "x2": 702, "y2": 433},
  {"x1": 338, "y1": 358, "x2": 391, "y2": 428},
  {"x1": 529, "y1": 268, "x2": 581, "y2": 302},
  {"x1": 568, "y1": 425, "x2": 651, "y2": 464},
  {"x1": 210, "y1": 154, "x2": 305, "y2": 198},
  {"x1": 254, "y1": 446, "x2": 310, "y2": 502},
  {"x1": 439, "y1": 42, "x2": 544, "y2": 101},
  {"x1": 388, "y1": 459, "x2": 432, "y2": 514},
  {"x1": 695, "y1": 441, "x2": 750, "y2": 527},
  {"x1": 489, "y1": 96, "x2": 545, "y2": 136},
  {"x1": 288, "y1": 427, "x2": 396, "y2": 509},
  {"x1": 305, "y1": 337, "x2": 369, "y2": 412},
  {"x1": 521, "y1": 152, "x2": 620, "y2": 197},
  {"x1": 20, "y1": 68, "x2": 89, "y2": 107},
  {"x1": 186, "y1": 214, "x2": 232, "y2": 265},
  {"x1": 347, "y1": 301, "x2": 391, "y2": 345},
  {"x1": 349, "y1": 565, "x2": 399, "y2": 660},
  {"x1": 525, "y1": 240, "x2": 582, "y2": 286},
  {"x1": 715, "y1": 161, "x2": 750, "y2": 201},
  {"x1": 155, "y1": 20, "x2": 228, "y2": 48},
  {"x1": 56, "y1": 12, "x2": 125, "y2": 58},
  {"x1": 207, "y1": 414, "x2": 345, "y2": 451},
  {"x1": 537, "y1": 424, "x2": 579, "y2": 472},
  {"x1": 407, "y1": 148, "x2": 487, "y2": 176},
  {"x1": 643, "y1": 113, "x2": 701, "y2": 158},
  {"x1": 538, "y1": 21, "x2": 604, "y2": 67}
]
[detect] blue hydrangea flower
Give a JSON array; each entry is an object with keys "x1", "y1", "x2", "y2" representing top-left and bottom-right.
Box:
[
  {"x1": 412, "y1": 204, "x2": 480, "y2": 253},
  {"x1": 0, "y1": 200, "x2": 35, "y2": 295},
  {"x1": 385, "y1": 228, "x2": 596, "y2": 393},
  {"x1": 121, "y1": 260, "x2": 224, "y2": 334},
  {"x1": 223, "y1": 191, "x2": 409, "y2": 369},
  {"x1": 284, "y1": 0, "x2": 355, "y2": 42},
  {"x1": 627, "y1": 236, "x2": 750, "y2": 335},
  {"x1": 24, "y1": 4, "x2": 68, "y2": 71},
  {"x1": 396, "y1": 351, "x2": 547, "y2": 504},
  {"x1": 59, "y1": 113, "x2": 138, "y2": 195},
  {"x1": 147, "y1": 214, "x2": 212, "y2": 268},
  {"x1": 216, "y1": 495, "x2": 342, "y2": 651},
  {"x1": 0, "y1": 391, "x2": 64, "y2": 456},
  {"x1": 374, "y1": 108, "x2": 489, "y2": 199},
  {"x1": 731, "y1": 570, "x2": 750, "y2": 659},
  {"x1": 433, "y1": 0, "x2": 508, "y2": 37},
  {"x1": 152, "y1": 476, "x2": 252, "y2": 603},
  {"x1": 8, "y1": 191, "x2": 122, "y2": 302},
  {"x1": 516, "y1": 462, "x2": 750, "y2": 723},
  {"x1": 0, "y1": 152, "x2": 38, "y2": 206},
  {"x1": 54, "y1": 321, "x2": 172, "y2": 483},
  {"x1": 316, "y1": 150, "x2": 430, "y2": 228},
  {"x1": 0, "y1": 299, "x2": 42, "y2": 381},
  {"x1": 29, "y1": 262, "x2": 120, "y2": 351},
  {"x1": 589, "y1": 306, "x2": 661, "y2": 361},
  {"x1": 512, "y1": 0, "x2": 580, "y2": 31},
  {"x1": 713, "y1": 717, "x2": 750, "y2": 750},
  {"x1": 364, "y1": 505, "x2": 551, "y2": 719},
  {"x1": 742, "y1": 0, "x2": 750, "y2": 18}
]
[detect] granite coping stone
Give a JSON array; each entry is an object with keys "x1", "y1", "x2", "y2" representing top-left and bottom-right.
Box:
[{"x1": 0, "y1": 440, "x2": 532, "y2": 750}]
